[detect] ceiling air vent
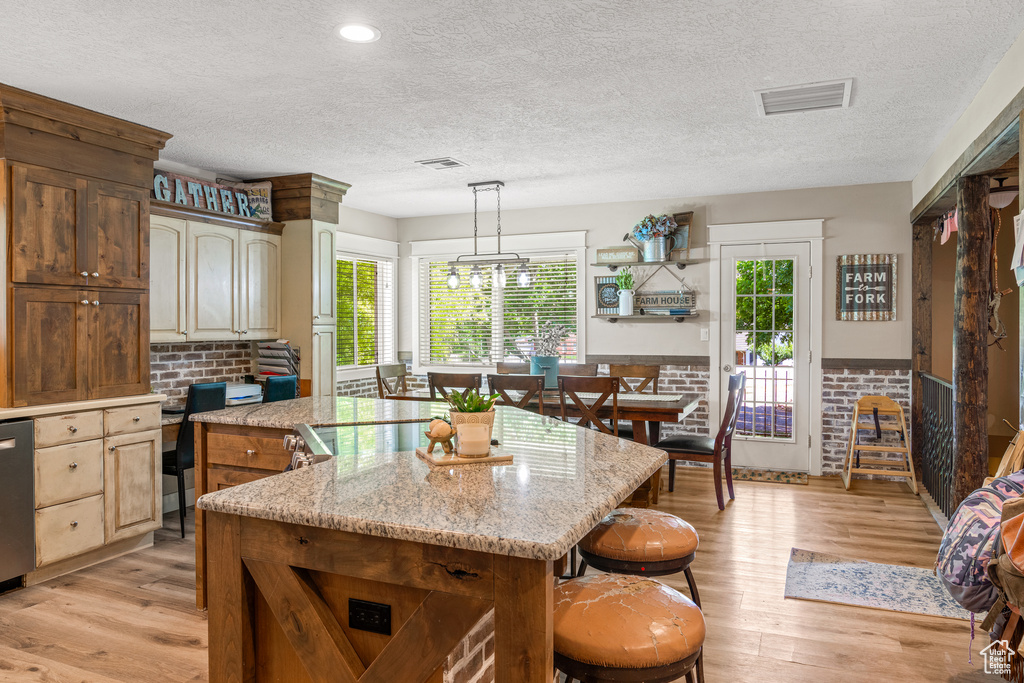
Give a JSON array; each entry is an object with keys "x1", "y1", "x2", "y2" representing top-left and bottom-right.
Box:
[
  {"x1": 415, "y1": 157, "x2": 468, "y2": 170},
  {"x1": 754, "y1": 78, "x2": 853, "y2": 116}
]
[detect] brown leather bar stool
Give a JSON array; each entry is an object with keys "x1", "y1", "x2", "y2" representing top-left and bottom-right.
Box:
[
  {"x1": 576, "y1": 507, "x2": 701, "y2": 608},
  {"x1": 554, "y1": 574, "x2": 705, "y2": 683}
]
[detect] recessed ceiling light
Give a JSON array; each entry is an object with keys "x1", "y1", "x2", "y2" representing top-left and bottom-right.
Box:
[{"x1": 337, "y1": 24, "x2": 381, "y2": 43}]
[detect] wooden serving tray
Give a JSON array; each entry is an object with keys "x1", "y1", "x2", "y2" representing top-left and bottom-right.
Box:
[{"x1": 415, "y1": 446, "x2": 514, "y2": 466}]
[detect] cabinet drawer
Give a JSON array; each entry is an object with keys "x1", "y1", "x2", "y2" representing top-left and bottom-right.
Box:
[
  {"x1": 35, "y1": 411, "x2": 104, "y2": 448},
  {"x1": 35, "y1": 440, "x2": 104, "y2": 508},
  {"x1": 104, "y1": 404, "x2": 161, "y2": 436},
  {"x1": 206, "y1": 432, "x2": 291, "y2": 471},
  {"x1": 208, "y1": 467, "x2": 270, "y2": 492},
  {"x1": 35, "y1": 494, "x2": 104, "y2": 567}
]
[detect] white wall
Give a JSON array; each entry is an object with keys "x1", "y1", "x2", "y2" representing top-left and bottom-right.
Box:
[
  {"x1": 912, "y1": 29, "x2": 1024, "y2": 207},
  {"x1": 338, "y1": 204, "x2": 399, "y2": 241},
  {"x1": 397, "y1": 181, "x2": 912, "y2": 360}
]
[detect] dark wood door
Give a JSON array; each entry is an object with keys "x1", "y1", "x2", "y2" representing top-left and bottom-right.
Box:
[
  {"x1": 86, "y1": 289, "x2": 150, "y2": 398},
  {"x1": 10, "y1": 164, "x2": 88, "y2": 286},
  {"x1": 11, "y1": 287, "x2": 89, "y2": 406},
  {"x1": 87, "y1": 180, "x2": 149, "y2": 289}
]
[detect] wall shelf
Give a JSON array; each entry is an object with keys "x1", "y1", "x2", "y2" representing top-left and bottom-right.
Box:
[
  {"x1": 592, "y1": 313, "x2": 699, "y2": 323},
  {"x1": 590, "y1": 259, "x2": 688, "y2": 272}
]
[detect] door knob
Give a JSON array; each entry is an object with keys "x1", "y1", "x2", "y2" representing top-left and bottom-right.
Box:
[
  {"x1": 69, "y1": 462, "x2": 78, "y2": 470},
  {"x1": 108, "y1": 445, "x2": 116, "y2": 451},
  {"x1": 245, "y1": 449, "x2": 256, "y2": 456},
  {"x1": 79, "y1": 271, "x2": 88, "y2": 277},
  {"x1": 133, "y1": 416, "x2": 140, "y2": 422},
  {"x1": 91, "y1": 272, "x2": 99, "y2": 278},
  {"x1": 92, "y1": 301, "x2": 100, "y2": 306},
  {"x1": 68, "y1": 426, "x2": 77, "y2": 433},
  {"x1": 80, "y1": 299, "x2": 89, "y2": 305},
  {"x1": 70, "y1": 521, "x2": 78, "y2": 528},
  {"x1": 723, "y1": 364, "x2": 732, "y2": 372}
]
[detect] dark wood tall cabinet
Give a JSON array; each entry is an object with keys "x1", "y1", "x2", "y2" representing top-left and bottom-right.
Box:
[{"x1": 0, "y1": 84, "x2": 171, "y2": 407}]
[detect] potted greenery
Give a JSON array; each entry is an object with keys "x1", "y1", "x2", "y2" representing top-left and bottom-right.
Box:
[
  {"x1": 615, "y1": 266, "x2": 635, "y2": 316},
  {"x1": 446, "y1": 389, "x2": 500, "y2": 455},
  {"x1": 530, "y1": 321, "x2": 568, "y2": 389}
]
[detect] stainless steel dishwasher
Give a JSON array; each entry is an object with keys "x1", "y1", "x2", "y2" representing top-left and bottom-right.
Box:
[{"x1": 0, "y1": 420, "x2": 34, "y2": 584}]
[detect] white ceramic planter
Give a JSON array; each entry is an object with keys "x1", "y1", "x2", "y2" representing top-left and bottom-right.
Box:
[
  {"x1": 618, "y1": 289, "x2": 635, "y2": 316},
  {"x1": 449, "y1": 409, "x2": 496, "y2": 457}
]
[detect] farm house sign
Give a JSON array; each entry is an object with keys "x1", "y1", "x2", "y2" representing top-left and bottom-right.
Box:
[
  {"x1": 151, "y1": 171, "x2": 269, "y2": 219},
  {"x1": 836, "y1": 254, "x2": 897, "y2": 321}
]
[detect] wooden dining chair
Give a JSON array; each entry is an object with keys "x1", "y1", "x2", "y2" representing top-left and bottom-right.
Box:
[
  {"x1": 608, "y1": 364, "x2": 660, "y2": 441},
  {"x1": 559, "y1": 363, "x2": 598, "y2": 376},
  {"x1": 558, "y1": 376, "x2": 619, "y2": 436},
  {"x1": 496, "y1": 361, "x2": 529, "y2": 375},
  {"x1": 375, "y1": 363, "x2": 409, "y2": 398},
  {"x1": 656, "y1": 373, "x2": 745, "y2": 510},
  {"x1": 427, "y1": 372, "x2": 482, "y2": 400},
  {"x1": 487, "y1": 374, "x2": 546, "y2": 416}
]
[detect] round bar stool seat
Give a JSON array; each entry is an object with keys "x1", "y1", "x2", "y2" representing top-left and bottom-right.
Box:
[
  {"x1": 577, "y1": 508, "x2": 701, "y2": 608},
  {"x1": 554, "y1": 574, "x2": 705, "y2": 683}
]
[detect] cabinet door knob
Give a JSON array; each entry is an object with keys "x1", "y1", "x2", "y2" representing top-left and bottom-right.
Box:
[
  {"x1": 108, "y1": 445, "x2": 116, "y2": 451},
  {"x1": 68, "y1": 462, "x2": 78, "y2": 470},
  {"x1": 79, "y1": 271, "x2": 88, "y2": 277},
  {"x1": 70, "y1": 521, "x2": 78, "y2": 528},
  {"x1": 245, "y1": 449, "x2": 256, "y2": 456},
  {"x1": 80, "y1": 300, "x2": 89, "y2": 305},
  {"x1": 242, "y1": 330, "x2": 248, "y2": 335},
  {"x1": 132, "y1": 416, "x2": 141, "y2": 422},
  {"x1": 92, "y1": 301, "x2": 100, "y2": 306},
  {"x1": 313, "y1": 315, "x2": 320, "y2": 321},
  {"x1": 68, "y1": 426, "x2": 77, "y2": 433},
  {"x1": 91, "y1": 272, "x2": 99, "y2": 278}
]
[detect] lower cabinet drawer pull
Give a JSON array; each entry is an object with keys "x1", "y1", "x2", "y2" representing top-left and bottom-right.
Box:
[
  {"x1": 70, "y1": 521, "x2": 78, "y2": 528},
  {"x1": 69, "y1": 462, "x2": 78, "y2": 470},
  {"x1": 108, "y1": 446, "x2": 116, "y2": 452},
  {"x1": 68, "y1": 426, "x2": 77, "y2": 433},
  {"x1": 133, "y1": 416, "x2": 141, "y2": 422},
  {"x1": 245, "y1": 449, "x2": 256, "y2": 456}
]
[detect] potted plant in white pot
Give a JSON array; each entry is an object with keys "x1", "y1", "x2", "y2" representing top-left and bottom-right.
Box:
[
  {"x1": 530, "y1": 321, "x2": 568, "y2": 389},
  {"x1": 616, "y1": 266, "x2": 635, "y2": 316},
  {"x1": 445, "y1": 389, "x2": 500, "y2": 457}
]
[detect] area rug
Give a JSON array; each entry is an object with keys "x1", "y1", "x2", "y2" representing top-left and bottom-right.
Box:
[
  {"x1": 731, "y1": 468, "x2": 808, "y2": 485},
  {"x1": 784, "y1": 548, "x2": 970, "y2": 620}
]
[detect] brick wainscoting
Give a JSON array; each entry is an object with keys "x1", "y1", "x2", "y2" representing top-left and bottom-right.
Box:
[
  {"x1": 820, "y1": 366, "x2": 911, "y2": 475},
  {"x1": 444, "y1": 610, "x2": 495, "y2": 683},
  {"x1": 150, "y1": 342, "x2": 253, "y2": 407}
]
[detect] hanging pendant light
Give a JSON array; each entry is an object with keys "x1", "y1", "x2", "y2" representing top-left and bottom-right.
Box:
[
  {"x1": 989, "y1": 177, "x2": 1019, "y2": 210},
  {"x1": 446, "y1": 181, "x2": 529, "y2": 290}
]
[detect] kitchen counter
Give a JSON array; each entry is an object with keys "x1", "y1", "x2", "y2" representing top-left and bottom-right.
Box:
[
  {"x1": 196, "y1": 404, "x2": 666, "y2": 560},
  {"x1": 195, "y1": 397, "x2": 669, "y2": 683}
]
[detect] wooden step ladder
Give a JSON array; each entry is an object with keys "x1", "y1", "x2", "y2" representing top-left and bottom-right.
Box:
[{"x1": 840, "y1": 395, "x2": 918, "y2": 494}]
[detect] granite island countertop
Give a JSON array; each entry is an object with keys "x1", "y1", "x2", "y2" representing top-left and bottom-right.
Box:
[{"x1": 195, "y1": 400, "x2": 667, "y2": 561}]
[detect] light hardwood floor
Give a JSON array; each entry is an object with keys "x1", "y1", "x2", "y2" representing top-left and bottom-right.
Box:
[{"x1": 0, "y1": 470, "x2": 993, "y2": 682}]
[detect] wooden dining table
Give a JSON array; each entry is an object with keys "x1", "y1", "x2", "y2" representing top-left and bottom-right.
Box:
[{"x1": 387, "y1": 388, "x2": 702, "y2": 506}]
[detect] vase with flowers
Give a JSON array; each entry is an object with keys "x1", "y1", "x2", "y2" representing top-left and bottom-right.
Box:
[
  {"x1": 529, "y1": 321, "x2": 569, "y2": 389},
  {"x1": 625, "y1": 214, "x2": 680, "y2": 262}
]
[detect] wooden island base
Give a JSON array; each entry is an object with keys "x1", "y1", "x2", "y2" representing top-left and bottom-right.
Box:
[{"x1": 206, "y1": 511, "x2": 554, "y2": 683}]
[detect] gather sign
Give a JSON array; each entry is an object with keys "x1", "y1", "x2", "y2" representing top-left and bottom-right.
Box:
[
  {"x1": 836, "y1": 254, "x2": 897, "y2": 321},
  {"x1": 151, "y1": 171, "x2": 272, "y2": 220}
]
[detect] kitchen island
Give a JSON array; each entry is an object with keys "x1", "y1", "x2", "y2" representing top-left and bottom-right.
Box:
[{"x1": 193, "y1": 397, "x2": 668, "y2": 683}]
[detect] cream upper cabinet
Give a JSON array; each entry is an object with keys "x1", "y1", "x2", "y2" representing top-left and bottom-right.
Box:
[
  {"x1": 187, "y1": 222, "x2": 239, "y2": 341},
  {"x1": 311, "y1": 223, "x2": 336, "y2": 326},
  {"x1": 239, "y1": 232, "x2": 282, "y2": 340},
  {"x1": 150, "y1": 215, "x2": 187, "y2": 342}
]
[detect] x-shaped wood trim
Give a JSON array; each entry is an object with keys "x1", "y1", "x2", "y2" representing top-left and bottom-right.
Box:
[
  {"x1": 244, "y1": 557, "x2": 491, "y2": 683},
  {"x1": 618, "y1": 376, "x2": 656, "y2": 394},
  {"x1": 560, "y1": 389, "x2": 617, "y2": 435}
]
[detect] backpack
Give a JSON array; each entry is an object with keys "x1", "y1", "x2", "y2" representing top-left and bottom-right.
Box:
[{"x1": 936, "y1": 472, "x2": 1024, "y2": 613}]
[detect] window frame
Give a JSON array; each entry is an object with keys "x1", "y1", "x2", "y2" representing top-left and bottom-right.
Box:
[
  {"x1": 334, "y1": 232, "x2": 399, "y2": 382},
  {"x1": 410, "y1": 231, "x2": 587, "y2": 375}
]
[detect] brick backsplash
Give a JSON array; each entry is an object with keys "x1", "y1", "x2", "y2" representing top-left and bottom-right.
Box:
[
  {"x1": 444, "y1": 610, "x2": 495, "y2": 683},
  {"x1": 821, "y1": 368, "x2": 911, "y2": 475},
  {"x1": 150, "y1": 342, "x2": 253, "y2": 407}
]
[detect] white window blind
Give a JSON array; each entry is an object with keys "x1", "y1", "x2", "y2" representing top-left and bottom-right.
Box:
[
  {"x1": 419, "y1": 254, "x2": 579, "y2": 366},
  {"x1": 336, "y1": 256, "x2": 395, "y2": 368}
]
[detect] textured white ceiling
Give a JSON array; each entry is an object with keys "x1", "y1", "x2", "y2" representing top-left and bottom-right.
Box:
[{"x1": 2, "y1": 1, "x2": 1023, "y2": 217}]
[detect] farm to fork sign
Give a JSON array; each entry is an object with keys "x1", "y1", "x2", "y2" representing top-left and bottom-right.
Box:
[{"x1": 836, "y1": 254, "x2": 897, "y2": 321}]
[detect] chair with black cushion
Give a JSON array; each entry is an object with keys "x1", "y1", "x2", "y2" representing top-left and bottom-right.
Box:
[
  {"x1": 558, "y1": 376, "x2": 619, "y2": 435},
  {"x1": 375, "y1": 363, "x2": 409, "y2": 398},
  {"x1": 495, "y1": 361, "x2": 529, "y2": 375},
  {"x1": 427, "y1": 372, "x2": 482, "y2": 400},
  {"x1": 162, "y1": 382, "x2": 226, "y2": 537},
  {"x1": 487, "y1": 374, "x2": 545, "y2": 416},
  {"x1": 657, "y1": 372, "x2": 745, "y2": 510},
  {"x1": 608, "y1": 363, "x2": 660, "y2": 441},
  {"x1": 263, "y1": 375, "x2": 297, "y2": 403}
]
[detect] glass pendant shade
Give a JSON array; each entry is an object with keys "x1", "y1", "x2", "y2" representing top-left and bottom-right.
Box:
[
  {"x1": 446, "y1": 266, "x2": 460, "y2": 290},
  {"x1": 470, "y1": 265, "x2": 483, "y2": 289},
  {"x1": 495, "y1": 264, "x2": 507, "y2": 287},
  {"x1": 990, "y1": 190, "x2": 1019, "y2": 210},
  {"x1": 517, "y1": 263, "x2": 531, "y2": 287}
]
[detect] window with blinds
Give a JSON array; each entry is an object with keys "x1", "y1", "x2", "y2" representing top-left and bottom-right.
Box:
[
  {"x1": 420, "y1": 254, "x2": 578, "y2": 366},
  {"x1": 336, "y1": 256, "x2": 395, "y2": 368}
]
